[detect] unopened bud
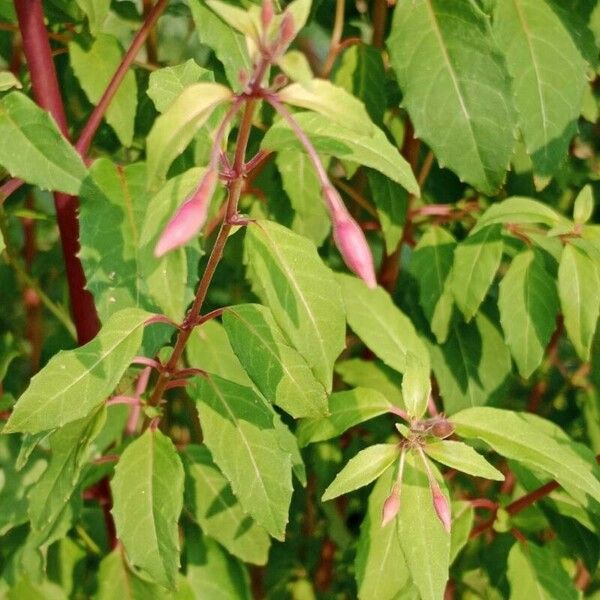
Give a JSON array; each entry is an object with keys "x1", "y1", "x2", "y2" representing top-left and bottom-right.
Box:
[
  {"x1": 324, "y1": 186, "x2": 377, "y2": 289},
  {"x1": 431, "y1": 418, "x2": 454, "y2": 439},
  {"x1": 272, "y1": 73, "x2": 289, "y2": 90},
  {"x1": 381, "y1": 490, "x2": 400, "y2": 527},
  {"x1": 261, "y1": 0, "x2": 274, "y2": 29},
  {"x1": 430, "y1": 482, "x2": 451, "y2": 532},
  {"x1": 154, "y1": 169, "x2": 218, "y2": 257},
  {"x1": 278, "y1": 12, "x2": 296, "y2": 48}
]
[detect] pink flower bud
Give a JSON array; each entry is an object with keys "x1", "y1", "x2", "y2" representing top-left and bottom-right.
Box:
[
  {"x1": 278, "y1": 12, "x2": 296, "y2": 47},
  {"x1": 381, "y1": 490, "x2": 401, "y2": 527},
  {"x1": 324, "y1": 186, "x2": 377, "y2": 289},
  {"x1": 430, "y1": 482, "x2": 451, "y2": 533},
  {"x1": 261, "y1": 0, "x2": 274, "y2": 29},
  {"x1": 154, "y1": 169, "x2": 218, "y2": 258}
]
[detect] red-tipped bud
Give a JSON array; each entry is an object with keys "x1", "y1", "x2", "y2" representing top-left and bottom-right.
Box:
[
  {"x1": 381, "y1": 490, "x2": 401, "y2": 527},
  {"x1": 324, "y1": 186, "x2": 377, "y2": 289},
  {"x1": 154, "y1": 169, "x2": 218, "y2": 257},
  {"x1": 430, "y1": 482, "x2": 451, "y2": 532},
  {"x1": 278, "y1": 12, "x2": 296, "y2": 48},
  {"x1": 272, "y1": 73, "x2": 289, "y2": 90},
  {"x1": 261, "y1": 0, "x2": 274, "y2": 29}
]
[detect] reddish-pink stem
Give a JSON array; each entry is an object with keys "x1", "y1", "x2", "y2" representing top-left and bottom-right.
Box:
[{"x1": 0, "y1": 178, "x2": 24, "y2": 205}]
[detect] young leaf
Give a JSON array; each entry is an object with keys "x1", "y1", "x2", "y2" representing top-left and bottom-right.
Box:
[
  {"x1": 75, "y1": 0, "x2": 110, "y2": 35},
  {"x1": 498, "y1": 249, "x2": 559, "y2": 378},
  {"x1": 424, "y1": 439, "x2": 504, "y2": 481},
  {"x1": 322, "y1": 444, "x2": 399, "y2": 501},
  {"x1": 388, "y1": 0, "x2": 515, "y2": 193},
  {"x1": 223, "y1": 303, "x2": 329, "y2": 418},
  {"x1": 205, "y1": 0, "x2": 258, "y2": 39},
  {"x1": 183, "y1": 445, "x2": 270, "y2": 565},
  {"x1": 279, "y1": 80, "x2": 375, "y2": 135},
  {"x1": 262, "y1": 111, "x2": 420, "y2": 196},
  {"x1": 507, "y1": 541, "x2": 579, "y2": 600},
  {"x1": 297, "y1": 387, "x2": 394, "y2": 447},
  {"x1": 401, "y1": 351, "x2": 432, "y2": 419},
  {"x1": 4, "y1": 308, "x2": 151, "y2": 434},
  {"x1": 0, "y1": 71, "x2": 21, "y2": 91},
  {"x1": 573, "y1": 185, "x2": 594, "y2": 224},
  {"x1": 245, "y1": 220, "x2": 345, "y2": 392},
  {"x1": 473, "y1": 197, "x2": 565, "y2": 232},
  {"x1": 493, "y1": 0, "x2": 588, "y2": 176},
  {"x1": 558, "y1": 243, "x2": 600, "y2": 360},
  {"x1": 146, "y1": 82, "x2": 232, "y2": 189},
  {"x1": 451, "y1": 225, "x2": 503, "y2": 321},
  {"x1": 69, "y1": 34, "x2": 137, "y2": 146},
  {"x1": 189, "y1": 375, "x2": 293, "y2": 540},
  {"x1": 451, "y1": 407, "x2": 600, "y2": 504},
  {"x1": 277, "y1": 51, "x2": 313, "y2": 85},
  {"x1": 0, "y1": 92, "x2": 87, "y2": 195},
  {"x1": 111, "y1": 428, "x2": 184, "y2": 589}
]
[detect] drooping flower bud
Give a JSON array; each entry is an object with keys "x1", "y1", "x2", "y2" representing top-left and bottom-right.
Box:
[
  {"x1": 430, "y1": 481, "x2": 451, "y2": 532},
  {"x1": 154, "y1": 169, "x2": 218, "y2": 258},
  {"x1": 324, "y1": 186, "x2": 377, "y2": 289},
  {"x1": 261, "y1": 0, "x2": 274, "y2": 29},
  {"x1": 381, "y1": 489, "x2": 401, "y2": 527}
]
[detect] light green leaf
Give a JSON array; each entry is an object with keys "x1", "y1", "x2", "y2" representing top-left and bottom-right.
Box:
[
  {"x1": 574, "y1": 185, "x2": 594, "y2": 224},
  {"x1": 146, "y1": 83, "x2": 232, "y2": 190},
  {"x1": 283, "y1": 0, "x2": 312, "y2": 34},
  {"x1": 245, "y1": 220, "x2": 345, "y2": 392},
  {"x1": 355, "y1": 468, "x2": 413, "y2": 600},
  {"x1": 424, "y1": 440, "x2": 504, "y2": 481},
  {"x1": 397, "y1": 454, "x2": 450, "y2": 600},
  {"x1": 183, "y1": 445, "x2": 270, "y2": 565},
  {"x1": 402, "y1": 350, "x2": 431, "y2": 419},
  {"x1": 279, "y1": 79, "x2": 375, "y2": 136},
  {"x1": 0, "y1": 228, "x2": 5, "y2": 254},
  {"x1": 297, "y1": 387, "x2": 394, "y2": 447},
  {"x1": 4, "y1": 308, "x2": 150, "y2": 434},
  {"x1": 0, "y1": 92, "x2": 87, "y2": 195},
  {"x1": 69, "y1": 34, "x2": 137, "y2": 146},
  {"x1": 322, "y1": 444, "x2": 399, "y2": 501},
  {"x1": 223, "y1": 304, "x2": 328, "y2": 418},
  {"x1": 147, "y1": 60, "x2": 214, "y2": 113},
  {"x1": 337, "y1": 273, "x2": 430, "y2": 378},
  {"x1": 450, "y1": 501, "x2": 474, "y2": 564},
  {"x1": 499, "y1": 249, "x2": 559, "y2": 378},
  {"x1": 473, "y1": 197, "x2": 565, "y2": 232},
  {"x1": 335, "y1": 359, "x2": 403, "y2": 407},
  {"x1": 0, "y1": 71, "x2": 21, "y2": 91},
  {"x1": 494, "y1": 0, "x2": 588, "y2": 176},
  {"x1": 95, "y1": 548, "x2": 170, "y2": 600},
  {"x1": 367, "y1": 170, "x2": 408, "y2": 254},
  {"x1": 75, "y1": 0, "x2": 110, "y2": 35},
  {"x1": 451, "y1": 225, "x2": 503, "y2": 321},
  {"x1": 111, "y1": 428, "x2": 184, "y2": 589},
  {"x1": 558, "y1": 243, "x2": 600, "y2": 360},
  {"x1": 206, "y1": 0, "x2": 258, "y2": 38},
  {"x1": 452, "y1": 407, "x2": 600, "y2": 504},
  {"x1": 427, "y1": 311, "x2": 512, "y2": 414},
  {"x1": 388, "y1": 0, "x2": 515, "y2": 193},
  {"x1": 277, "y1": 51, "x2": 313, "y2": 85},
  {"x1": 507, "y1": 542, "x2": 578, "y2": 600},
  {"x1": 189, "y1": 1, "x2": 251, "y2": 91},
  {"x1": 262, "y1": 111, "x2": 420, "y2": 196},
  {"x1": 190, "y1": 375, "x2": 293, "y2": 540}
]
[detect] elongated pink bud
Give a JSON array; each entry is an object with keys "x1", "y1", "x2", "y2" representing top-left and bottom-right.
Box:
[
  {"x1": 430, "y1": 481, "x2": 451, "y2": 532},
  {"x1": 381, "y1": 490, "x2": 401, "y2": 527},
  {"x1": 324, "y1": 186, "x2": 377, "y2": 289},
  {"x1": 261, "y1": 0, "x2": 274, "y2": 29},
  {"x1": 275, "y1": 11, "x2": 296, "y2": 53},
  {"x1": 154, "y1": 169, "x2": 218, "y2": 257}
]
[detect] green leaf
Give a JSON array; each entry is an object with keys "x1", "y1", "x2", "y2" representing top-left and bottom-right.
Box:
[
  {"x1": 450, "y1": 501, "x2": 474, "y2": 564},
  {"x1": 277, "y1": 51, "x2": 313, "y2": 85},
  {"x1": 451, "y1": 407, "x2": 600, "y2": 504},
  {"x1": 28, "y1": 408, "x2": 106, "y2": 541},
  {"x1": 205, "y1": 0, "x2": 258, "y2": 38},
  {"x1": 183, "y1": 445, "x2": 270, "y2": 565},
  {"x1": 69, "y1": 34, "x2": 137, "y2": 146},
  {"x1": 335, "y1": 359, "x2": 403, "y2": 406},
  {"x1": 493, "y1": 0, "x2": 588, "y2": 176},
  {"x1": 0, "y1": 71, "x2": 21, "y2": 92},
  {"x1": 189, "y1": 375, "x2": 293, "y2": 540},
  {"x1": 451, "y1": 225, "x2": 503, "y2": 321},
  {"x1": 279, "y1": 80, "x2": 375, "y2": 135},
  {"x1": 427, "y1": 311, "x2": 512, "y2": 414},
  {"x1": 297, "y1": 387, "x2": 394, "y2": 447},
  {"x1": 322, "y1": 444, "x2": 399, "y2": 501},
  {"x1": 95, "y1": 548, "x2": 170, "y2": 600},
  {"x1": 498, "y1": 249, "x2": 559, "y2": 378},
  {"x1": 0, "y1": 92, "x2": 87, "y2": 195},
  {"x1": 424, "y1": 439, "x2": 504, "y2": 480},
  {"x1": 397, "y1": 454, "x2": 450, "y2": 600},
  {"x1": 4, "y1": 308, "x2": 150, "y2": 434},
  {"x1": 388, "y1": 0, "x2": 515, "y2": 193},
  {"x1": 507, "y1": 542, "x2": 578, "y2": 600},
  {"x1": 558, "y1": 243, "x2": 600, "y2": 360},
  {"x1": 75, "y1": 0, "x2": 110, "y2": 35},
  {"x1": 146, "y1": 83, "x2": 232, "y2": 190},
  {"x1": 574, "y1": 185, "x2": 594, "y2": 224},
  {"x1": 245, "y1": 220, "x2": 345, "y2": 392},
  {"x1": 262, "y1": 112, "x2": 420, "y2": 196},
  {"x1": 223, "y1": 304, "x2": 329, "y2": 418},
  {"x1": 355, "y1": 468, "x2": 413, "y2": 600},
  {"x1": 189, "y1": 1, "x2": 251, "y2": 91},
  {"x1": 147, "y1": 60, "x2": 214, "y2": 113},
  {"x1": 111, "y1": 428, "x2": 184, "y2": 589},
  {"x1": 367, "y1": 170, "x2": 408, "y2": 255}
]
